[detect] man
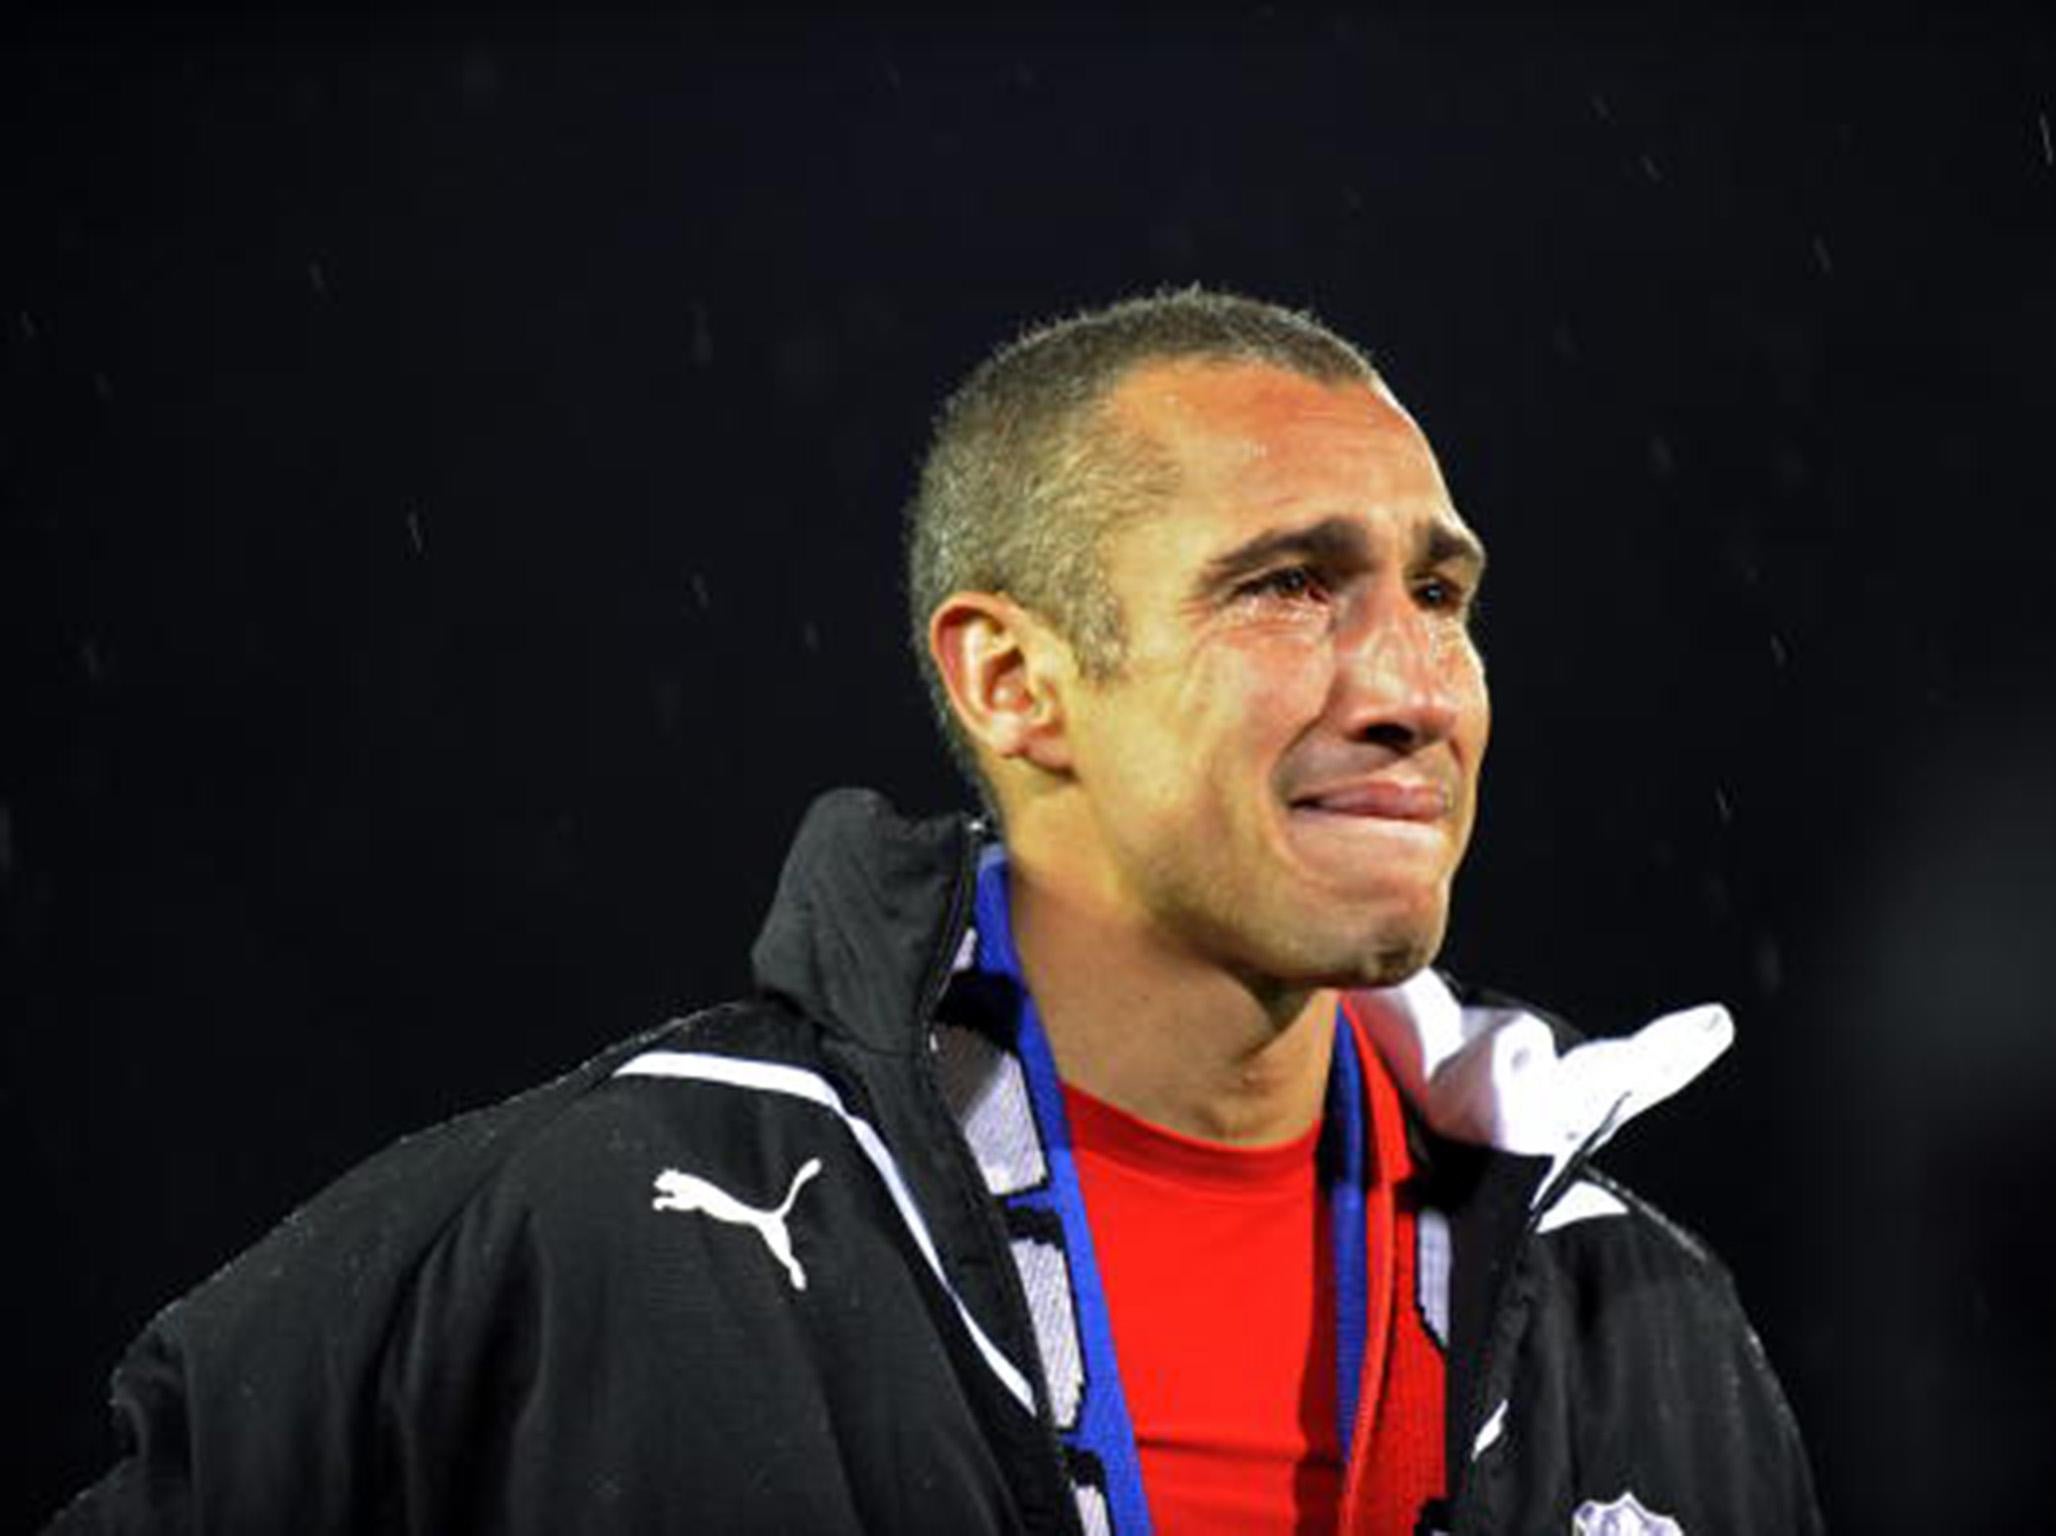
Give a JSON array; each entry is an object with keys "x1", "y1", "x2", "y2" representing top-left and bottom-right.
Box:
[{"x1": 51, "y1": 291, "x2": 1821, "y2": 1533}]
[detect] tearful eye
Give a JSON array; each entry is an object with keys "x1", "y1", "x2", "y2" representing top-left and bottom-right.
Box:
[
  {"x1": 1414, "y1": 575, "x2": 1471, "y2": 615},
  {"x1": 1241, "y1": 565, "x2": 1327, "y2": 603}
]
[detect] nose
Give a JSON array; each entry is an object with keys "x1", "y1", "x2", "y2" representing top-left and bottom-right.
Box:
[{"x1": 1330, "y1": 584, "x2": 1466, "y2": 751}]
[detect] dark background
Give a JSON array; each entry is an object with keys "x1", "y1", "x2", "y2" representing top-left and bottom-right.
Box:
[{"x1": 6, "y1": 8, "x2": 2054, "y2": 1529}]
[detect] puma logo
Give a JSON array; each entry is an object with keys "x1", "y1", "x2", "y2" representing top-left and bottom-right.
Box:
[{"x1": 651, "y1": 1158, "x2": 824, "y2": 1291}]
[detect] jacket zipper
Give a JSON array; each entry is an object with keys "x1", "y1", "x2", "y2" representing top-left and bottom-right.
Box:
[{"x1": 1446, "y1": 1114, "x2": 1620, "y2": 1535}]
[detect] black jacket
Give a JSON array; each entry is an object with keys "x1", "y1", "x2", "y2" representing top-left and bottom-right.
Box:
[{"x1": 50, "y1": 789, "x2": 1822, "y2": 1534}]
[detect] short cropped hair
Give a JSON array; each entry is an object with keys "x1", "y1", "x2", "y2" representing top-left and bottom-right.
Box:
[{"x1": 905, "y1": 287, "x2": 1378, "y2": 794}]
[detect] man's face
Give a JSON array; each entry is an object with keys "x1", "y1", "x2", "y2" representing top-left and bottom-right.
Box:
[{"x1": 1051, "y1": 360, "x2": 1490, "y2": 991}]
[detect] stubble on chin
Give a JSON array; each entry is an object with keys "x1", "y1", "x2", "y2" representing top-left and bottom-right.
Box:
[
  {"x1": 1209, "y1": 886, "x2": 1449, "y2": 1001},
  {"x1": 1290, "y1": 879, "x2": 1454, "y2": 990}
]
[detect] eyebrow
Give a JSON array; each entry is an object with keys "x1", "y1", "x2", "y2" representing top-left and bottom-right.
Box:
[
  {"x1": 1191, "y1": 514, "x2": 1487, "y2": 600},
  {"x1": 1423, "y1": 521, "x2": 1488, "y2": 578}
]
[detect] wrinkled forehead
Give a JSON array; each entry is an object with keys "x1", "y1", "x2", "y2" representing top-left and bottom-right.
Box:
[{"x1": 1103, "y1": 358, "x2": 1456, "y2": 517}]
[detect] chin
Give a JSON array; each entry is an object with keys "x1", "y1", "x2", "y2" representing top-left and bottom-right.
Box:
[
  {"x1": 1355, "y1": 934, "x2": 1440, "y2": 989},
  {"x1": 1260, "y1": 900, "x2": 1449, "y2": 992},
  {"x1": 1333, "y1": 876, "x2": 1448, "y2": 968}
]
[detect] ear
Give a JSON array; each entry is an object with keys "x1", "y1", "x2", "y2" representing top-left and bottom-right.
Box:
[{"x1": 927, "y1": 592, "x2": 1076, "y2": 775}]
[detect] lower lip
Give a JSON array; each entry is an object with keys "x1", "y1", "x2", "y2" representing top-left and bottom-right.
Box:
[
  {"x1": 1283, "y1": 807, "x2": 1450, "y2": 875},
  {"x1": 1288, "y1": 808, "x2": 1448, "y2": 846}
]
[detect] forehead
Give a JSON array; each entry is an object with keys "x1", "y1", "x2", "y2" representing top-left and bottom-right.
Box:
[{"x1": 1102, "y1": 359, "x2": 1461, "y2": 538}]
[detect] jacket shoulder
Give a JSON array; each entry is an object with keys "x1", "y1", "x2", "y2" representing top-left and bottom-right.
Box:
[
  {"x1": 1483, "y1": 1167, "x2": 1824, "y2": 1534},
  {"x1": 47, "y1": 1004, "x2": 784, "y2": 1533},
  {"x1": 169, "y1": 1010, "x2": 735, "y2": 1335}
]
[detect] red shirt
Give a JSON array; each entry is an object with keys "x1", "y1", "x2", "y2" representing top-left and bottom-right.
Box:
[{"x1": 1065, "y1": 1006, "x2": 1444, "y2": 1534}]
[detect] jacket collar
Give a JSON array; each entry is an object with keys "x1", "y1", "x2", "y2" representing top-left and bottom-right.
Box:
[
  {"x1": 751, "y1": 788, "x2": 1734, "y2": 1159},
  {"x1": 750, "y1": 788, "x2": 979, "y2": 1054},
  {"x1": 1350, "y1": 969, "x2": 1733, "y2": 1198}
]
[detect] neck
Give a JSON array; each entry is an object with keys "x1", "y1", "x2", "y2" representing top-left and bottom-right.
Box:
[{"x1": 1004, "y1": 849, "x2": 1337, "y2": 1147}]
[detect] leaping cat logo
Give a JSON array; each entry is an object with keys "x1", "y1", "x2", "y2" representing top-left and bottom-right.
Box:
[{"x1": 651, "y1": 1158, "x2": 824, "y2": 1291}]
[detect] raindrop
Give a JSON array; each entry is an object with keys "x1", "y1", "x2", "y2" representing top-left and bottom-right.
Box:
[
  {"x1": 1773, "y1": 445, "x2": 1809, "y2": 491},
  {"x1": 652, "y1": 674, "x2": 683, "y2": 735},
  {"x1": 308, "y1": 260, "x2": 328, "y2": 297},
  {"x1": 1646, "y1": 434, "x2": 1675, "y2": 479},
  {"x1": 1589, "y1": 92, "x2": 1612, "y2": 124},
  {"x1": 79, "y1": 638, "x2": 103, "y2": 682},
  {"x1": 405, "y1": 510, "x2": 424, "y2": 555},
  {"x1": 801, "y1": 622, "x2": 820, "y2": 653},
  {"x1": 690, "y1": 572, "x2": 711, "y2": 612},
  {"x1": 18, "y1": 310, "x2": 37, "y2": 341},
  {"x1": 459, "y1": 50, "x2": 502, "y2": 106},
  {"x1": 1769, "y1": 633, "x2": 1789, "y2": 669},
  {"x1": 1638, "y1": 152, "x2": 1663, "y2": 184},
  {"x1": 93, "y1": 373, "x2": 113, "y2": 402},
  {"x1": 1701, "y1": 872, "x2": 1733, "y2": 920},
  {"x1": 1810, "y1": 236, "x2": 1834, "y2": 277},
  {"x1": 1712, "y1": 785, "x2": 1734, "y2": 825},
  {"x1": 2039, "y1": 110, "x2": 2052, "y2": 167},
  {"x1": 690, "y1": 302, "x2": 713, "y2": 368},
  {"x1": 1752, "y1": 932, "x2": 1783, "y2": 997}
]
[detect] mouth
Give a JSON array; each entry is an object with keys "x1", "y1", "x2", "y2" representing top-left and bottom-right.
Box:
[{"x1": 1287, "y1": 778, "x2": 1453, "y2": 824}]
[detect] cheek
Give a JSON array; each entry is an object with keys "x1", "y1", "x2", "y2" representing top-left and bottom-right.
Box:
[
  {"x1": 1210, "y1": 625, "x2": 1337, "y2": 705},
  {"x1": 1459, "y1": 649, "x2": 1491, "y2": 747},
  {"x1": 1076, "y1": 682, "x2": 1213, "y2": 820},
  {"x1": 1435, "y1": 632, "x2": 1490, "y2": 736},
  {"x1": 1175, "y1": 647, "x2": 1330, "y2": 769}
]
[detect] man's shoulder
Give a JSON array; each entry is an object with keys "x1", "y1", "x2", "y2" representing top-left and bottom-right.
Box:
[
  {"x1": 153, "y1": 1000, "x2": 816, "y2": 1348},
  {"x1": 1527, "y1": 1164, "x2": 1737, "y2": 1297},
  {"x1": 1518, "y1": 1159, "x2": 1793, "y2": 1426},
  {"x1": 1504, "y1": 1169, "x2": 1822, "y2": 1528},
  {"x1": 473, "y1": 1000, "x2": 869, "y2": 1237}
]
